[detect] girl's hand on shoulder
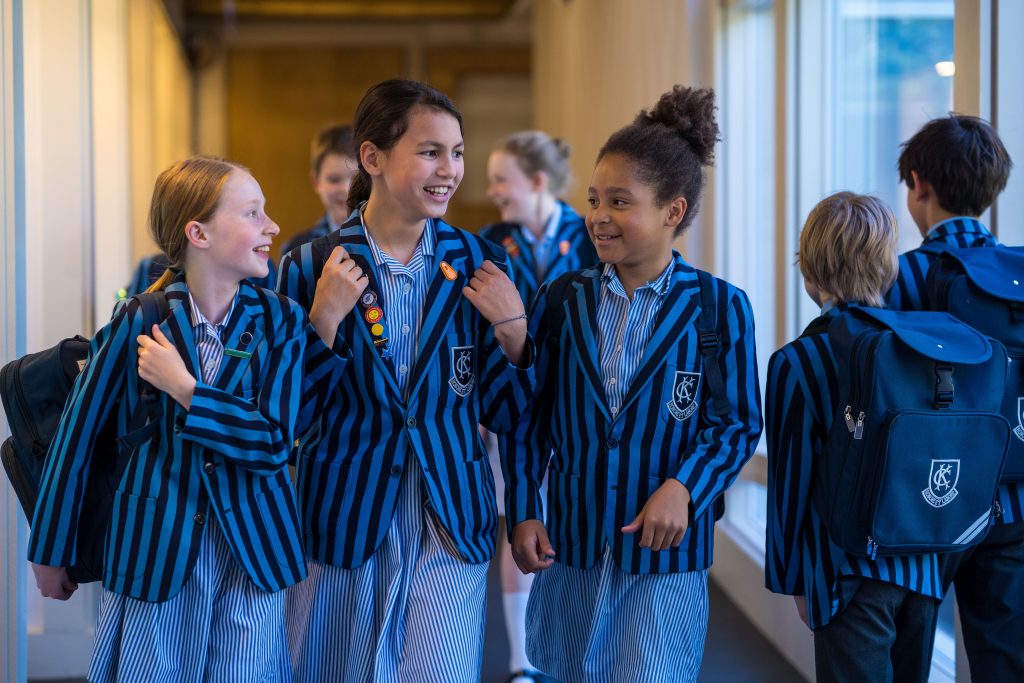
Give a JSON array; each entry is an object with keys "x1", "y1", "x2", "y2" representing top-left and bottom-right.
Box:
[
  {"x1": 137, "y1": 325, "x2": 196, "y2": 409},
  {"x1": 31, "y1": 562, "x2": 78, "y2": 600},
  {"x1": 510, "y1": 519, "x2": 556, "y2": 574},
  {"x1": 310, "y1": 245, "x2": 368, "y2": 346},
  {"x1": 463, "y1": 260, "x2": 527, "y2": 364},
  {"x1": 621, "y1": 479, "x2": 691, "y2": 551},
  {"x1": 462, "y1": 260, "x2": 524, "y2": 323}
]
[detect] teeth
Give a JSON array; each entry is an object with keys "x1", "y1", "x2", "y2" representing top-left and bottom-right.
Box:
[
  {"x1": 425, "y1": 187, "x2": 450, "y2": 196},
  {"x1": 254, "y1": 246, "x2": 270, "y2": 252}
]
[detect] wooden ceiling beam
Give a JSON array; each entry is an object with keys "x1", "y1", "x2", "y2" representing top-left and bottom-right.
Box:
[{"x1": 185, "y1": 0, "x2": 518, "y2": 21}]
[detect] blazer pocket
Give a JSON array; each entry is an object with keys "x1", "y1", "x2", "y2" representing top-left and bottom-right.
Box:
[
  {"x1": 661, "y1": 362, "x2": 703, "y2": 425},
  {"x1": 443, "y1": 334, "x2": 477, "y2": 408},
  {"x1": 255, "y1": 484, "x2": 301, "y2": 569},
  {"x1": 108, "y1": 491, "x2": 156, "y2": 579}
]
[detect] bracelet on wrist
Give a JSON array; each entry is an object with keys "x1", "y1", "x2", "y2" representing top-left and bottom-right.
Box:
[{"x1": 492, "y1": 313, "x2": 527, "y2": 327}]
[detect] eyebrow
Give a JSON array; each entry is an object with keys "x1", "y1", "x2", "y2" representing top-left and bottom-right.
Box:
[
  {"x1": 419, "y1": 139, "x2": 464, "y2": 149},
  {"x1": 587, "y1": 186, "x2": 633, "y2": 195}
]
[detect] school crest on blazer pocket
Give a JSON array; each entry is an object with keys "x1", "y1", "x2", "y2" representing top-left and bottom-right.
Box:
[
  {"x1": 449, "y1": 345, "x2": 475, "y2": 397},
  {"x1": 667, "y1": 370, "x2": 701, "y2": 421}
]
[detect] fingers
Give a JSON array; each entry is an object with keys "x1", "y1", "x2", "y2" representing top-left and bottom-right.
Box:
[
  {"x1": 621, "y1": 513, "x2": 644, "y2": 535},
  {"x1": 329, "y1": 245, "x2": 350, "y2": 263}
]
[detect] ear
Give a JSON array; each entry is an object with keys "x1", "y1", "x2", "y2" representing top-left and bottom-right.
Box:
[
  {"x1": 909, "y1": 170, "x2": 930, "y2": 202},
  {"x1": 184, "y1": 220, "x2": 211, "y2": 250},
  {"x1": 531, "y1": 170, "x2": 550, "y2": 193},
  {"x1": 664, "y1": 197, "x2": 688, "y2": 230},
  {"x1": 309, "y1": 168, "x2": 320, "y2": 190},
  {"x1": 360, "y1": 141, "x2": 384, "y2": 178}
]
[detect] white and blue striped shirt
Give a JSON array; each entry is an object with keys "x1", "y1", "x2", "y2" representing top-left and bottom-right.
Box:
[
  {"x1": 519, "y1": 202, "x2": 562, "y2": 279},
  {"x1": 363, "y1": 218, "x2": 436, "y2": 397},
  {"x1": 188, "y1": 291, "x2": 238, "y2": 384},
  {"x1": 596, "y1": 260, "x2": 675, "y2": 416}
]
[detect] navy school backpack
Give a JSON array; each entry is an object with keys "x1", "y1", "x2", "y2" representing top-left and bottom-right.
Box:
[
  {"x1": 810, "y1": 307, "x2": 1010, "y2": 559},
  {"x1": 0, "y1": 292, "x2": 168, "y2": 583},
  {"x1": 925, "y1": 244, "x2": 1024, "y2": 482}
]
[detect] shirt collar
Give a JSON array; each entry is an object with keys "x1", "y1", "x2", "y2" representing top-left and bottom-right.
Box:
[
  {"x1": 601, "y1": 256, "x2": 676, "y2": 299},
  {"x1": 518, "y1": 203, "x2": 563, "y2": 247},
  {"x1": 187, "y1": 289, "x2": 237, "y2": 330},
  {"x1": 359, "y1": 204, "x2": 436, "y2": 270}
]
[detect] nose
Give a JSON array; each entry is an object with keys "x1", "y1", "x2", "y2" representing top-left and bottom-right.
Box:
[{"x1": 265, "y1": 216, "x2": 280, "y2": 237}]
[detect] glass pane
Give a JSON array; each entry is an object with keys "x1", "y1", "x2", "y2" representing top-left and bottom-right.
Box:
[{"x1": 832, "y1": 0, "x2": 955, "y2": 254}]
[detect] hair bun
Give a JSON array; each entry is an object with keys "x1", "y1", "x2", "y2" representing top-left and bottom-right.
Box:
[
  {"x1": 640, "y1": 86, "x2": 719, "y2": 165},
  {"x1": 552, "y1": 137, "x2": 572, "y2": 161}
]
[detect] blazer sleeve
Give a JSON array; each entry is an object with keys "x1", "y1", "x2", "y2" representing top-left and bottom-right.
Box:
[
  {"x1": 28, "y1": 305, "x2": 134, "y2": 566},
  {"x1": 673, "y1": 285, "x2": 764, "y2": 519},
  {"x1": 476, "y1": 256, "x2": 535, "y2": 434},
  {"x1": 277, "y1": 243, "x2": 351, "y2": 439},
  {"x1": 500, "y1": 280, "x2": 557, "y2": 533},
  {"x1": 180, "y1": 298, "x2": 308, "y2": 474},
  {"x1": 764, "y1": 346, "x2": 812, "y2": 595}
]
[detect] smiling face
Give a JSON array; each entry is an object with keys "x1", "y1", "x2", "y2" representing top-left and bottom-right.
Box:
[
  {"x1": 369, "y1": 105, "x2": 465, "y2": 224},
  {"x1": 486, "y1": 150, "x2": 542, "y2": 225},
  {"x1": 313, "y1": 152, "x2": 357, "y2": 225},
  {"x1": 201, "y1": 169, "x2": 280, "y2": 282},
  {"x1": 586, "y1": 153, "x2": 683, "y2": 282}
]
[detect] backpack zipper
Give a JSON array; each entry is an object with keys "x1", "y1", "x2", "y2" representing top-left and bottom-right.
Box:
[{"x1": 866, "y1": 536, "x2": 878, "y2": 560}]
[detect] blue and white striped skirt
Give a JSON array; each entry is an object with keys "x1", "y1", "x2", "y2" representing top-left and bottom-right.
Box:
[
  {"x1": 89, "y1": 517, "x2": 290, "y2": 683},
  {"x1": 526, "y1": 547, "x2": 709, "y2": 683},
  {"x1": 286, "y1": 458, "x2": 489, "y2": 683}
]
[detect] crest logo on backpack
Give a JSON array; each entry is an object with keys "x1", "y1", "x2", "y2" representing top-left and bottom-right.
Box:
[
  {"x1": 922, "y1": 459, "x2": 960, "y2": 508},
  {"x1": 1015, "y1": 397, "x2": 1024, "y2": 443},
  {"x1": 449, "y1": 346, "x2": 474, "y2": 397},
  {"x1": 666, "y1": 371, "x2": 701, "y2": 421}
]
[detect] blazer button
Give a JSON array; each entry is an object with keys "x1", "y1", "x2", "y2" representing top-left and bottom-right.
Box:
[
  {"x1": 406, "y1": 416, "x2": 417, "y2": 429},
  {"x1": 194, "y1": 512, "x2": 205, "y2": 525},
  {"x1": 203, "y1": 461, "x2": 215, "y2": 474},
  {"x1": 390, "y1": 465, "x2": 402, "y2": 476},
  {"x1": 607, "y1": 438, "x2": 619, "y2": 450}
]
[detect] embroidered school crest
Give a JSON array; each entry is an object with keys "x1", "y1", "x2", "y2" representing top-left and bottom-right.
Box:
[
  {"x1": 449, "y1": 346, "x2": 475, "y2": 397},
  {"x1": 666, "y1": 371, "x2": 701, "y2": 421},
  {"x1": 922, "y1": 459, "x2": 960, "y2": 508},
  {"x1": 1015, "y1": 397, "x2": 1024, "y2": 443}
]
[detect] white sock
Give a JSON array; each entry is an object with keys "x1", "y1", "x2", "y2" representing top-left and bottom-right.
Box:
[{"x1": 503, "y1": 591, "x2": 535, "y2": 673}]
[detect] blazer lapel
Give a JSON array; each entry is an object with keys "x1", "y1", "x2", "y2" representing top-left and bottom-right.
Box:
[
  {"x1": 333, "y1": 226, "x2": 403, "y2": 401},
  {"x1": 565, "y1": 274, "x2": 611, "y2": 419},
  {"x1": 407, "y1": 223, "x2": 468, "y2": 398},
  {"x1": 616, "y1": 266, "x2": 701, "y2": 416},
  {"x1": 211, "y1": 284, "x2": 266, "y2": 394}
]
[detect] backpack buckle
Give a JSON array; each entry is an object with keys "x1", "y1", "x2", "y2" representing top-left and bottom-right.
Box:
[
  {"x1": 934, "y1": 363, "x2": 954, "y2": 409},
  {"x1": 699, "y1": 330, "x2": 719, "y2": 353}
]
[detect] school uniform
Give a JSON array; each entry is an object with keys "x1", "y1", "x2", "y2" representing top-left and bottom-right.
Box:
[
  {"x1": 480, "y1": 200, "x2": 597, "y2": 517},
  {"x1": 884, "y1": 216, "x2": 1024, "y2": 679},
  {"x1": 278, "y1": 211, "x2": 534, "y2": 682},
  {"x1": 480, "y1": 200, "x2": 598, "y2": 308},
  {"x1": 28, "y1": 274, "x2": 321, "y2": 681},
  {"x1": 503, "y1": 254, "x2": 762, "y2": 683},
  {"x1": 765, "y1": 302, "x2": 942, "y2": 683}
]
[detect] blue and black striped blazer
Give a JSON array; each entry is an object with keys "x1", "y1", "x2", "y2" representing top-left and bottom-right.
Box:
[
  {"x1": 28, "y1": 275, "x2": 319, "y2": 602},
  {"x1": 480, "y1": 201, "x2": 598, "y2": 309},
  {"x1": 765, "y1": 304, "x2": 942, "y2": 629},
  {"x1": 884, "y1": 217, "x2": 1024, "y2": 524},
  {"x1": 278, "y1": 215, "x2": 535, "y2": 569},
  {"x1": 503, "y1": 255, "x2": 762, "y2": 574}
]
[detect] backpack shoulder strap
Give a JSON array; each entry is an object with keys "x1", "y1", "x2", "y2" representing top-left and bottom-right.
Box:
[
  {"x1": 119, "y1": 291, "x2": 169, "y2": 449},
  {"x1": 543, "y1": 273, "x2": 575, "y2": 347},
  {"x1": 695, "y1": 269, "x2": 730, "y2": 419},
  {"x1": 799, "y1": 315, "x2": 832, "y2": 339}
]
